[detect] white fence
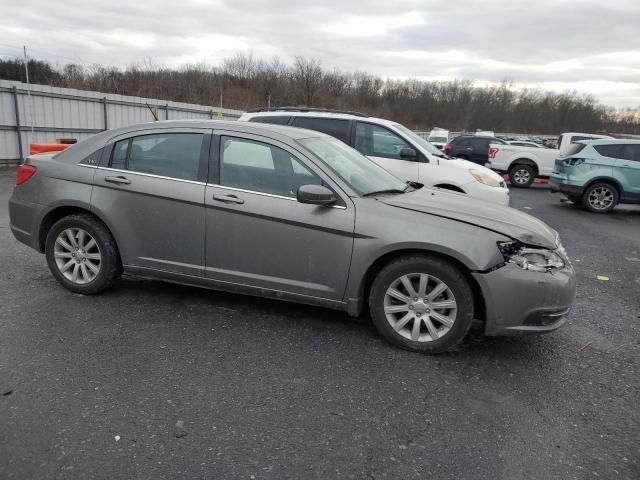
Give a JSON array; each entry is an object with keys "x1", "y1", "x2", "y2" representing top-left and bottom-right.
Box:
[{"x1": 0, "y1": 80, "x2": 244, "y2": 164}]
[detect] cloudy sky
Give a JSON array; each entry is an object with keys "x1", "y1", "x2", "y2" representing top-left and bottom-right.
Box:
[{"x1": 1, "y1": 0, "x2": 639, "y2": 108}]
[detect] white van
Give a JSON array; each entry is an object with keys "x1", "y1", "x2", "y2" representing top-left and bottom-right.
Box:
[
  {"x1": 238, "y1": 108, "x2": 509, "y2": 205},
  {"x1": 427, "y1": 127, "x2": 449, "y2": 150}
]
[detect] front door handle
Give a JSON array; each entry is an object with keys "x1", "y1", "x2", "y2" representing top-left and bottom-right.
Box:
[
  {"x1": 212, "y1": 194, "x2": 244, "y2": 204},
  {"x1": 105, "y1": 175, "x2": 131, "y2": 185}
]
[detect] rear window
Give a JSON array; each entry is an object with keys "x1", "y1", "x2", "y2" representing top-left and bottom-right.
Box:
[
  {"x1": 564, "y1": 143, "x2": 586, "y2": 157},
  {"x1": 248, "y1": 115, "x2": 291, "y2": 125},
  {"x1": 594, "y1": 144, "x2": 623, "y2": 159},
  {"x1": 291, "y1": 117, "x2": 350, "y2": 143},
  {"x1": 452, "y1": 137, "x2": 470, "y2": 146}
]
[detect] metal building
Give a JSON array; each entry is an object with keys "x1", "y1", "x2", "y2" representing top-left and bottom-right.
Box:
[{"x1": 0, "y1": 79, "x2": 244, "y2": 165}]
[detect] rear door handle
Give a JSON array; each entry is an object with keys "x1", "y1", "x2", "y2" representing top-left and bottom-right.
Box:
[
  {"x1": 212, "y1": 194, "x2": 244, "y2": 204},
  {"x1": 104, "y1": 175, "x2": 131, "y2": 185}
]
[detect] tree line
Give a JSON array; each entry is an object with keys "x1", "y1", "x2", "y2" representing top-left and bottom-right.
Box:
[{"x1": 1, "y1": 54, "x2": 638, "y2": 134}]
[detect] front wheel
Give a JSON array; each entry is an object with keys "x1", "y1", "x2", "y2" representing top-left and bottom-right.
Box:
[
  {"x1": 368, "y1": 255, "x2": 474, "y2": 354},
  {"x1": 509, "y1": 164, "x2": 535, "y2": 188},
  {"x1": 582, "y1": 182, "x2": 619, "y2": 213},
  {"x1": 45, "y1": 214, "x2": 122, "y2": 294}
]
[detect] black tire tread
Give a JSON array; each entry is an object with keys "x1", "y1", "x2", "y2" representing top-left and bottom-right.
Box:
[
  {"x1": 368, "y1": 254, "x2": 474, "y2": 354},
  {"x1": 509, "y1": 164, "x2": 535, "y2": 188},
  {"x1": 582, "y1": 182, "x2": 619, "y2": 213},
  {"x1": 45, "y1": 213, "x2": 121, "y2": 294}
]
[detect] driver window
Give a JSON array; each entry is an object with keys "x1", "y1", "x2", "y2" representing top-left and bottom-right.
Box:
[
  {"x1": 355, "y1": 123, "x2": 412, "y2": 160},
  {"x1": 220, "y1": 136, "x2": 322, "y2": 198}
]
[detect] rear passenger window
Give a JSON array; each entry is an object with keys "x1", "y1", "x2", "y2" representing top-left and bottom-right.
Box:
[
  {"x1": 621, "y1": 145, "x2": 640, "y2": 162},
  {"x1": 220, "y1": 136, "x2": 322, "y2": 198},
  {"x1": 109, "y1": 133, "x2": 203, "y2": 181},
  {"x1": 249, "y1": 116, "x2": 291, "y2": 125},
  {"x1": 111, "y1": 140, "x2": 129, "y2": 170},
  {"x1": 594, "y1": 145, "x2": 623, "y2": 159},
  {"x1": 291, "y1": 117, "x2": 350, "y2": 143}
]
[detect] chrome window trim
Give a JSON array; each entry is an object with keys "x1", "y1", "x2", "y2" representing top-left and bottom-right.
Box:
[
  {"x1": 80, "y1": 164, "x2": 207, "y2": 186},
  {"x1": 207, "y1": 183, "x2": 347, "y2": 209},
  {"x1": 80, "y1": 163, "x2": 346, "y2": 208}
]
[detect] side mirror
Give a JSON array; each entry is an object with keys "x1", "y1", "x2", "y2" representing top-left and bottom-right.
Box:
[
  {"x1": 399, "y1": 147, "x2": 417, "y2": 160},
  {"x1": 297, "y1": 184, "x2": 336, "y2": 206}
]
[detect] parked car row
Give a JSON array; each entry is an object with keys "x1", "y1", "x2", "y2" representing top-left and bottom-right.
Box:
[{"x1": 240, "y1": 110, "x2": 639, "y2": 214}]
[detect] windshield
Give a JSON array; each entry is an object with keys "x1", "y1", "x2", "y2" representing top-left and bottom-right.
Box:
[
  {"x1": 428, "y1": 136, "x2": 448, "y2": 143},
  {"x1": 298, "y1": 136, "x2": 408, "y2": 196},
  {"x1": 391, "y1": 123, "x2": 449, "y2": 158}
]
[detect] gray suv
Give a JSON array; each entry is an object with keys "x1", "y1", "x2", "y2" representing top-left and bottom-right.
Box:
[{"x1": 9, "y1": 120, "x2": 576, "y2": 353}]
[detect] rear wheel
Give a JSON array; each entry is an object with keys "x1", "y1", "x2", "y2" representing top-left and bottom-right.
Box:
[
  {"x1": 582, "y1": 182, "x2": 619, "y2": 213},
  {"x1": 368, "y1": 255, "x2": 474, "y2": 354},
  {"x1": 509, "y1": 164, "x2": 535, "y2": 188},
  {"x1": 45, "y1": 214, "x2": 121, "y2": 294}
]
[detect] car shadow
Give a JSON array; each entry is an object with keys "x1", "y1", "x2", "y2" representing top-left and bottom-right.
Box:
[
  {"x1": 97, "y1": 276, "x2": 559, "y2": 362},
  {"x1": 554, "y1": 198, "x2": 640, "y2": 217}
]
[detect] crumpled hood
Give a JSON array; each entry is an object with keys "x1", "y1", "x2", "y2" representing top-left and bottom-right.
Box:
[{"x1": 380, "y1": 188, "x2": 559, "y2": 249}]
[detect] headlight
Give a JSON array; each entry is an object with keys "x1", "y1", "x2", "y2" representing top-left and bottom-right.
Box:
[
  {"x1": 498, "y1": 241, "x2": 565, "y2": 272},
  {"x1": 469, "y1": 168, "x2": 502, "y2": 187}
]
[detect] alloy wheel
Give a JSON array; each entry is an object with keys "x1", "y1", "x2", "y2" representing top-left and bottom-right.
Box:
[
  {"x1": 53, "y1": 228, "x2": 102, "y2": 284},
  {"x1": 588, "y1": 186, "x2": 615, "y2": 210},
  {"x1": 383, "y1": 273, "x2": 457, "y2": 342},
  {"x1": 512, "y1": 168, "x2": 531, "y2": 184}
]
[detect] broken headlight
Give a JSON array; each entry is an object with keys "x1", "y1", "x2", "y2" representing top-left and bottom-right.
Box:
[{"x1": 498, "y1": 242, "x2": 565, "y2": 272}]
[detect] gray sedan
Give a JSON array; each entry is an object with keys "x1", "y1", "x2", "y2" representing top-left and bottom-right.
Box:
[{"x1": 9, "y1": 120, "x2": 576, "y2": 353}]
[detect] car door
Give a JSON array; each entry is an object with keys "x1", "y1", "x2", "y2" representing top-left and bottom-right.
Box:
[
  {"x1": 204, "y1": 131, "x2": 355, "y2": 301},
  {"x1": 91, "y1": 128, "x2": 210, "y2": 276},
  {"x1": 353, "y1": 122, "x2": 419, "y2": 182},
  {"x1": 615, "y1": 144, "x2": 640, "y2": 200},
  {"x1": 470, "y1": 138, "x2": 491, "y2": 165}
]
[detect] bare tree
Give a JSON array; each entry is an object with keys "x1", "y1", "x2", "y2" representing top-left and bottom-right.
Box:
[
  {"x1": 1, "y1": 53, "x2": 638, "y2": 134},
  {"x1": 291, "y1": 56, "x2": 323, "y2": 106}
]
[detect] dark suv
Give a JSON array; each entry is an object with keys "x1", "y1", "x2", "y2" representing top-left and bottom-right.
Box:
[{"x1": 445, "y1": 135, "x2": 507, "y2": 166}]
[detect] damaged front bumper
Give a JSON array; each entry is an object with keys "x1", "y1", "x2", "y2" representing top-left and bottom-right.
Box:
[{"x1": 472, "y1": 261, "x2": 576, "y2": 336}]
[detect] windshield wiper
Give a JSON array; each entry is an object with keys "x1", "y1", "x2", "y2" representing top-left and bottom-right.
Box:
[{"x1": 362, "y1": 188, "x2": 407, "y2": 197}]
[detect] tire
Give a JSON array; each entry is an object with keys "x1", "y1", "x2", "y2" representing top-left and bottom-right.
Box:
[
  {"x1": 368, "y1": 255, "x2": 474, "y2": 354},
  {"x1": 45, "y1": 214, "x2": 121, "y2": 294},
  {"x1": 582, "y1": 182, "x2": 619, "y2": 213},
  {"x1": 509, "y1": 164, "x2": 535, "y2": 188}
]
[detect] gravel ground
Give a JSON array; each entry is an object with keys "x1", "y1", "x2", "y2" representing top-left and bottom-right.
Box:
[{"x1": 1, "y1": 167, "x2": 638, "y2": 480}]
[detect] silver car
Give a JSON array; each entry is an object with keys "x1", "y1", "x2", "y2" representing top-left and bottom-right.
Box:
[{"x1": 9, "y1": 120, "x2": 576, "y2": 353}]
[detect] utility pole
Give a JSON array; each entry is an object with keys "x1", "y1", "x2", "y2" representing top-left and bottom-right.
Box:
[{"x1": 23, "y1": 46, "x2": 34, "y2": 133}]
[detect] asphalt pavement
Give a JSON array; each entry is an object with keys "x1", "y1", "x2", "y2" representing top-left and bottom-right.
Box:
[{"x1": 1, "y1": 167, "x2": 638, "y2": 480}]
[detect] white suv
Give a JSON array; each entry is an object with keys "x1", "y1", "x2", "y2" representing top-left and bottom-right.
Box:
[{"x1": 238, "y1": 108, "x2": 509, "y2": 205}]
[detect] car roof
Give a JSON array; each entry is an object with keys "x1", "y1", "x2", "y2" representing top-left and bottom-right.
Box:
[
  {"x1": 52, "y1": 119, "x2": 330, "y2": 163},
  {"x1": 562, "y1": 132, "x2": 612, "y2": 137},
  {"x1": 578, "y1": 138, "x2": 640, "y2": 145},
  {"x1": 241, "y1": 109, "x2": 398, "y2": 127}
]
